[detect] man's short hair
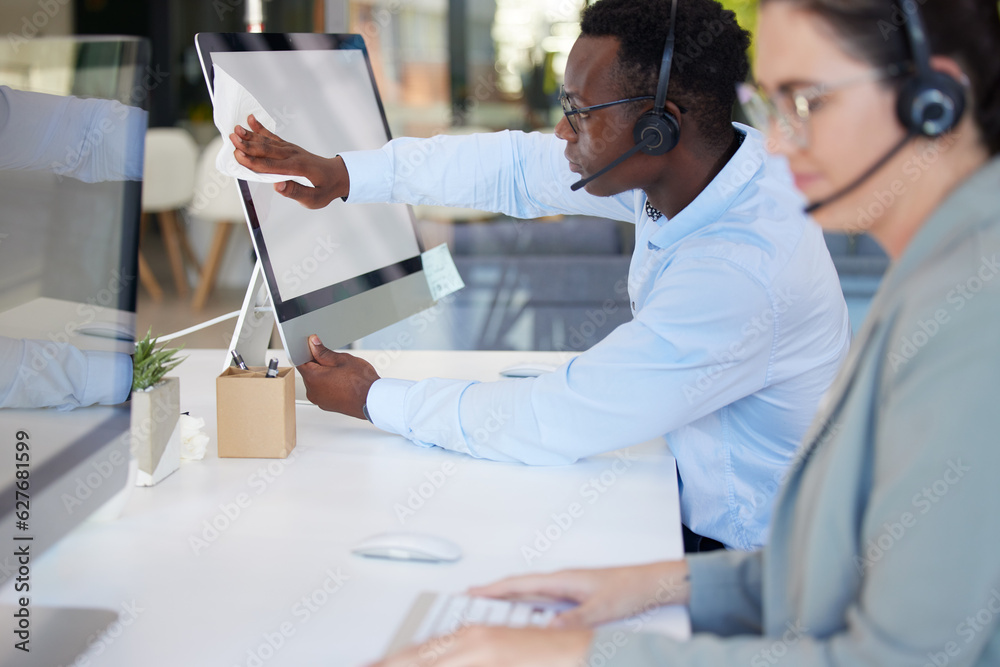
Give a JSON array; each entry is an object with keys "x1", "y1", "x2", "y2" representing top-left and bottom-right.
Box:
[{"x1": 581, "y1": 0, "x2": 751, "y2": 150}]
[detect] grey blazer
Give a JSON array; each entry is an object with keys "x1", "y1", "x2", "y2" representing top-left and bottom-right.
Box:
[{"x1": 589, "y1": 156, "x2": 1000, "y2": 666}]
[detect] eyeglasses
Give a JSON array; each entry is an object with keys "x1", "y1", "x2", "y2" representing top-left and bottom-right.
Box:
[
  {"x1": 559, "y1": 85, "x2": 654, "y2": 134},
  {"x1": 737, "y1": 65, "x2": 906, "y2": 148}
]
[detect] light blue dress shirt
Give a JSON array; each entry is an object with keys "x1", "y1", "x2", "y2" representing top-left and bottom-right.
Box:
[
  {"x1": 339, "y1": 126, "x2": 850, "y2": 549},
  {"x1": 0, "y1": 85, "x2": 146, "y2": 183},
  {"x1": 0, "y1": 335, "x2": 133, "y2": 410}
]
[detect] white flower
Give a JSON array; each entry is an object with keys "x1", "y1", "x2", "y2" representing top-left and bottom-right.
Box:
[{"x1": 179, "y1": 414, "x2": 209, "y2": 461}]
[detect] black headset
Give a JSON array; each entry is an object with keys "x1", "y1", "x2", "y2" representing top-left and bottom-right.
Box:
[
  {"x1": 570, "y1": 0, "x2": 681, "y2": 190},
  {"x1": 805, "y1": 1, "x2": 967, "y2": 213},
  {"x1": 896, "y1": 0, "x2": 965, "y2": 137},
  {"x1": 633, "y1": 0, "x2": 681, "y2": 155}
]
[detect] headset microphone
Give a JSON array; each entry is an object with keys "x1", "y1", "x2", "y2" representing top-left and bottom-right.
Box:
[
  {"x1": 804, "y1": 132, "x2": 913, "y2": 214},
  {"x1": 571, "y1": 134, "x2": 658, "y2": 191}
]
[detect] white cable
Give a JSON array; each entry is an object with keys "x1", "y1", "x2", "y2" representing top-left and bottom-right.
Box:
[{"x1": 156, "y1": 310, "x2": 242, "y2": 343}]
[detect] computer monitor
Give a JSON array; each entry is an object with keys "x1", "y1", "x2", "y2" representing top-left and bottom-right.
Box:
[
  {"x1": 194, "y1": 33, "x2": 436, "y2": 365},
  {"x1": 0, "y1": 36, "x2": 147, "y2": 355},
  {"x1": 0, "y1": 35, "x2": 149, "y2": 664}
]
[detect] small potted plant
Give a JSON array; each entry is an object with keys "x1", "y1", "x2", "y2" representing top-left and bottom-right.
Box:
[{"x1": 130, "y1": 329, "x2": 185, "y2": 486}]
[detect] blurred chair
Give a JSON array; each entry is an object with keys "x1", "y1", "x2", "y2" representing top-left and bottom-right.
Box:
[
  {"x1": 140, "y1": 127, "x2": 200, "y2": 300},
  {"x1": 188, "y1": 136, "x2": 246, "y2": 312}
]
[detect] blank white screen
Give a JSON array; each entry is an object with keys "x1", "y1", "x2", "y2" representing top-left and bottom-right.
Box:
[{"x1": 212, "y1": 49, "x2": 420, "y2": 302}]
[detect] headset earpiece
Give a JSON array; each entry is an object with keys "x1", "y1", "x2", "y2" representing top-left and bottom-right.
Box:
[
  {"x1": 896, "y1": 69, "x2": 966, "y2": 138},
  {"x1": 895, "y1": 2, "x2": 966, "y2": 138},
  {"x1": 632, "y1": 0, "x2": 681, "y2": 157},
  {"x1": 633, "y1": 109, "x2": 680, "y2": 156}
]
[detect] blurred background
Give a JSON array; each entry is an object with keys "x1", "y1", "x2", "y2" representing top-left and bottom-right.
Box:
[{"x1": 0, "y1": 0, "x2": 884, "y2": 354}]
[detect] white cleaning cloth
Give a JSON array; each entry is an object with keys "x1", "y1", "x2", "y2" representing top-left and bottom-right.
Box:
[{"x1": 212, "y1": 64, "x2": 314, "y2": 188}]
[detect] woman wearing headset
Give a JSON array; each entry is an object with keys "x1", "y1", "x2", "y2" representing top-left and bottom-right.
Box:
[{"x1": 370, "y1": 0, "x2": 1000, "y2": 665}]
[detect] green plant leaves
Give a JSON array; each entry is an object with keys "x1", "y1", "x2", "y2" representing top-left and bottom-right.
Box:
[{"x1": 132, "y1": 327, "x2": 186, "y2": 392}]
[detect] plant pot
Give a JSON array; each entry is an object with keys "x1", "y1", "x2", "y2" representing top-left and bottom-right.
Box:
[{"x1": 130, "y1": 376, "x2": 181, "y2": 486}]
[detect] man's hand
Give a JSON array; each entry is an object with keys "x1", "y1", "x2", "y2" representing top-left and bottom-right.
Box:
[
  {"x1": 365, "y1": 626, "x2": 593, "y2": 667},
  {"x1": 296, "y1": 335, "x2": 379, "y2": 420},
  {"x1": 468, "y1": 561, "x2": 691, "y2": 629},
  {"x1": 230, "y1": 114, "x2": 349, "y2": 209}
]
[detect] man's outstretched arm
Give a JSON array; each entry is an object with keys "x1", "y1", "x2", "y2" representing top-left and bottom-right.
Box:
[
  {"x1": 297, "y1": 256, "x2": 776, "y2": 466},
  {"x1": 232, "y1": 115, "x2": 637, "y2": 222}
]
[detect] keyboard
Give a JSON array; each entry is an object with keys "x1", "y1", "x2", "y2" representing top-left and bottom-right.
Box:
[{"x1": 385, "y1": 592, "x2": 570, "y2": 655}]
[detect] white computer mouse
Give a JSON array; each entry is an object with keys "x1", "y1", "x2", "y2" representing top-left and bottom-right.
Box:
[
  {"x1": 351, "y1": 531, "x2": 463, "y2": 563},
  {"x1": 498, "y1": 362, "x2": 558, "y2": 378},
  {"x1": 75, "y1": 322, "x2": 134, "y2": 341}
]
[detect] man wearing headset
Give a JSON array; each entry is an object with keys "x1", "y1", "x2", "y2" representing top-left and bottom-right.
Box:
[{"x1": 232, "y1": 0, "x2": 851, "y2": 552}]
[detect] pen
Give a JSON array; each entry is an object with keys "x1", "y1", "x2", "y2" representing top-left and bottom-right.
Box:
[
  {"x1": 231, "y1": 349, "x2": 249, "y2": 371},
  {"x1": 266, "y1": 358, "x2": 279, "y2": 378}
]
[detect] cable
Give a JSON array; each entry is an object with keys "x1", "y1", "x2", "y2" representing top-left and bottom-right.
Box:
[
  {"x1": 156, "y1": 310, "x2": 242, "y2": 343},
  {"x1": 805, "y1": 132, "x2": 914, "y2": 214}
]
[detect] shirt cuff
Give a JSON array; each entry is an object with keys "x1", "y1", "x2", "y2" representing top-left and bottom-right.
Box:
[
  {"x1": 338, "y1": 149, "x2": 394, "y2": 203},
  {"x1": 81, "y1": 350, "x2": 133, "y2": 407},
  {"x1": 686, "y1": 549, "x2": 763, "y2": 635},
  {"x1": 124, "y1": 105, "x2": 149, "y2": 181},
  {"x1": 366, "y1": 377, "x2": 415, "y2": 436}
]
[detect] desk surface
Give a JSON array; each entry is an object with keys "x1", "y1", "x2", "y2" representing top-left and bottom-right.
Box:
[{"x1": 2, "y1": 349, "x2": 687, "y2": 666}]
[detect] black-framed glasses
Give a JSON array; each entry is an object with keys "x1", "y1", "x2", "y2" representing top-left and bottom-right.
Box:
[{"x1": 559, "y1": 85, "x2": 654, "y2": 134}]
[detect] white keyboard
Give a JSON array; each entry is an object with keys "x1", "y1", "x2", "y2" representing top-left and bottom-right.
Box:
[
  {"x1": 386, "y1": 592, "x2": 571, "y2": 654},
  {"x1": 414, "y1": 594, "x2": 558, "y2": 642}
]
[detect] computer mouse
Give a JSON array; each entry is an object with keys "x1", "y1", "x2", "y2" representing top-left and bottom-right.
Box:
[
  {"x1": 498, "y1": 362, "x2": 558, "y2": 378},
  {"x1": 351, "y1": 531, "x2": 463, "y2": 563},
  {"x1": 75, "y1": 322, "x2": 135, "y2": 341}
]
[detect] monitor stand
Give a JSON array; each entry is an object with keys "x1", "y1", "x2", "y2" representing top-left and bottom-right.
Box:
[
  {"x1": 226, "y1": 260, "x2": 308, "y2": 401},
  {"x1": 225, "y1": 259, "x2": 274, "y2": 373}
]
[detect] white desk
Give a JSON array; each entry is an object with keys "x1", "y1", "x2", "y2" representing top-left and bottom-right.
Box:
[{"x1": 3, "y1": 349, "x2": 687, "y2": 665}]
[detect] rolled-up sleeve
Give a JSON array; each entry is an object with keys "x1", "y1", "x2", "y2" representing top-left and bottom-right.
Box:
[{"x1": 687, "y1": 549, "x2": 764, "y2": 636}]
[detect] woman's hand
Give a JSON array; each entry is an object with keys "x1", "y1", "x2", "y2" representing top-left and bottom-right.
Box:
[
  {"x1": 366, "y1": 626, "x2": 593, "y2": 667},
  {"x1": 468, "y1": 560, "x2": 690, "y2": 629},
  {"x1": 231, "y1": 114, "x2": 349, "y2": 209}
]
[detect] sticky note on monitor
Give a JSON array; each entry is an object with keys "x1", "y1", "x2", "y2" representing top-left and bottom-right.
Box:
[{"x1": 421, "y1": 243, "x2": 464, "y2": 301}]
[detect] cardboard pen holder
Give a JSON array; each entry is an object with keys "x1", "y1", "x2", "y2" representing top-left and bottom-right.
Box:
[{"x1": 216, "y1": 366, "x2": 296, "y2": 458}]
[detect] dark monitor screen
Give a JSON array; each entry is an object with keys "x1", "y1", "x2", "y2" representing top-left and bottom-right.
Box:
[
  {"x1": 0, "y1": 35, "x2": 147, "y2": 620},
  {"x1": 0, "y1": 36, "x2": 149, "y2": 353}
]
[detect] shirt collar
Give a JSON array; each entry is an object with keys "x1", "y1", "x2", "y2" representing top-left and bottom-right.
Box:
[{"x1": 645, "y1": 123, "x2": 765, "y2": 250}]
